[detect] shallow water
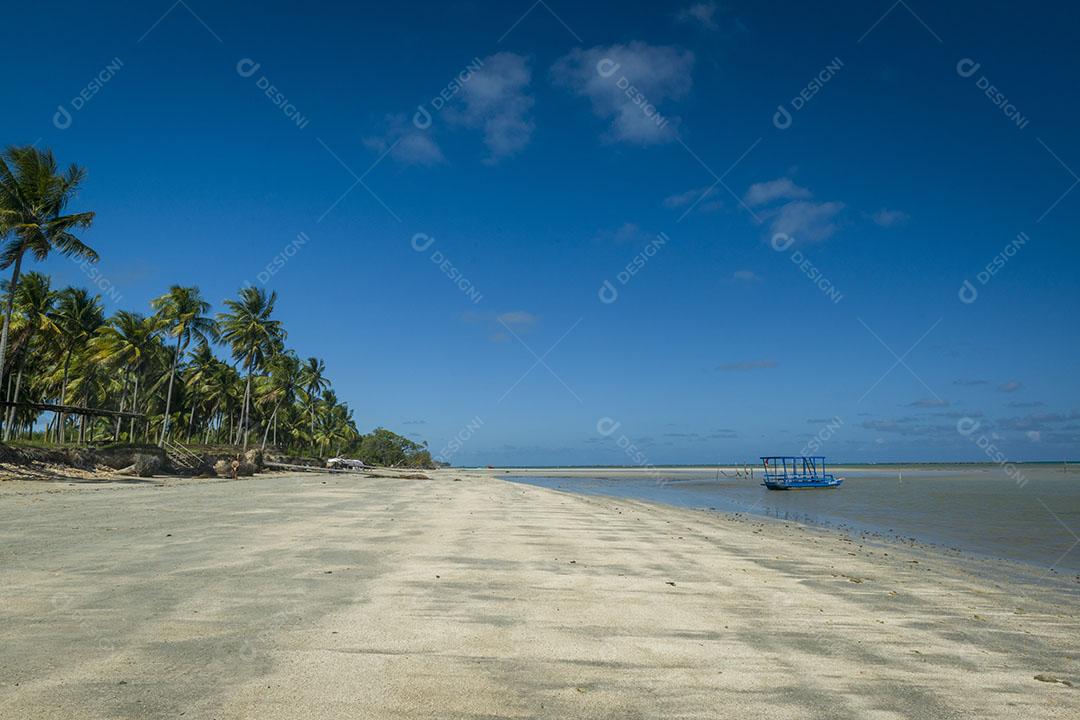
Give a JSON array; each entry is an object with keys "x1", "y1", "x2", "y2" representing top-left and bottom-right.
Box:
[{"x1": 505, "y1": 466, "x2": 1080, "y2": 573}]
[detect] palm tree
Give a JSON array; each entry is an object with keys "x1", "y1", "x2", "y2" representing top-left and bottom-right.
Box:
[
  {"x1": 67, "y1": 348, "x2": 113, "y2": 443},
  {"x1": 308, "y1": 388, "x2": 359, "y2": 456},
  {"x1": 2, "y1": 272, "x2": 58, "y2": 439},
  {"x1": 50, "y1": 287, "x2": 103, "y2": 443},
  {"x1": 200, "y1": 359, "x2": 241, "y2": 444},
  {"x1": 0, "y1": 146, "x2": 96, "y2": 401},
  {"x1": 89, "y1": 311, "x2": 159, "y2": 441},
  {"x1": 217, "y1": 287, "x2": 285, "y2": 450},
  {"x1": 296, "y1": 389, "x2": 319, "y2": 448},
  {"x1": 151, "y1": 286, "x2": 217, "y2": 445},
  {"x1": 315, "y1": 401, "x2": 358, "y2": 457},
  {"x1": 299, "y1": 357, "x2": 330, "y2": 441},
  {"x1": 257, "y1": 350, "x2": 302, "y2": 450},
  {"x1": 182, "y1": 343, "x2": 219, "y2": 442}
]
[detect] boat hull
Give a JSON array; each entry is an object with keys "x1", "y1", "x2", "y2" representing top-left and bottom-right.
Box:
[{"x1": 762, "y1": 478, "x2": 843, "y2": 491}]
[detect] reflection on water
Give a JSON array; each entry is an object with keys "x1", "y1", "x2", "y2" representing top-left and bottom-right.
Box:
[{"x1": 505, "y1": 466, "x2": 1080, "y2": 573}]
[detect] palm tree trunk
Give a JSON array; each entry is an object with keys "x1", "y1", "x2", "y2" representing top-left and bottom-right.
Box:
[
  {"x1": 4, "y1": 364, "x2": 23, "y2": 442},
  {"x1": 78, "y1": 399, "x2": 86, "y2": 444},
  {"x1": 205, "y1": 398, "x2": 221, "y2": 444},
  {"x1": 240, "y1": 352, "x2": 254, "y2": 450},
  {"x1": 187, "y1": 405, "x2": 195, "y2": 442},
  {"x1": 57, "y1": 350, "x2": 72, "y2": 445},
  {"x1": 261, "y1": 402, "x2": 281, "y2": 451},
  {"x1": 128, "y1": 372, "x2": 140, "y2": 442},
  {"x1": 159, "y1": 335, "x2": 183, "y2": 446},
  {"x1": 114, "y1": 371, "x2": 129, "y2": 441},
  {"x1": 0, "y1": 252, "x2": 24, "y2": 428},
  {"x1": 2, "y1": 341, "x2": 29, "y2": 442}
]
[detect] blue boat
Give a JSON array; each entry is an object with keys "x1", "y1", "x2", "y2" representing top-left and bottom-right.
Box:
[{"x1": 760, "y1": 456, "x2": 843, "y2": 490}]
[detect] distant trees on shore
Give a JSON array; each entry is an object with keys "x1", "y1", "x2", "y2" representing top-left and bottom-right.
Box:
[{"x1": 0, "y1": 144, "x2": 428, "y2": 464}]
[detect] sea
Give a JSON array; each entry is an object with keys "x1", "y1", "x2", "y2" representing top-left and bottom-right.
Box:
[{"x1": 505, "y1": 464, "x2": 1080, "y2": 574}]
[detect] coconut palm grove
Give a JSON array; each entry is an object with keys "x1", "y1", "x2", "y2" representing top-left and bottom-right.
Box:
[{"x1": 0, "y1": 144, "x2": 432, "y2": 467}]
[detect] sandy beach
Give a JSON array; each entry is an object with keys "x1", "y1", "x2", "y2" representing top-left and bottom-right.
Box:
[{"x1": 1, "y1": 470, "x2": 1077, "y2": 719}]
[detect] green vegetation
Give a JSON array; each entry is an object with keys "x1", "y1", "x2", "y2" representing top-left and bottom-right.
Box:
[
  {"x1": 355, "y1": 428, "x2": 433, "y2": 468},
  {"x1": 0, "y1": 145, "x2": 424, "y2": 463}
]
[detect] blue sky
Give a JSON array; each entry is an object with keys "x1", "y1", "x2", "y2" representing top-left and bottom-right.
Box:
[{"x1": 4, "y1": 0, "x2": 1079, "y2": 464}]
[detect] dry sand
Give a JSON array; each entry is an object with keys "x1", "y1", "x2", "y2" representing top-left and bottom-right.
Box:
[{"x1": 0, "y1": 469, "x2": 1077, "y2": 718}]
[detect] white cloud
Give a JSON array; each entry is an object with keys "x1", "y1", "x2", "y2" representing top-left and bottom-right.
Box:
[
  {"x1": 718, "y1": 359, "x2": 777, "y2": 371},
  {"x1": 593, "y1": 222, "x2": 665, "y2": 244},
  {"x1": 769, "y1": 200, "x2": 844, "y2": 242},
  {"x1": 552, "y1": 42, "x2": 694, "y2": 145},
  {"x1": 446, "y1": 52, "x2": 535, "y2": 163},
  {"x1": 745, "y1": 177, "x2": 844, "y2": 242},
  {"x1": 998, "y1": 380, "x2": 1023, "y2": 393},
  {"x1": 389, "y1": 133, "x2": 444, "y2": 166},
  {"x1": 363, "y1": 115, "x2": 445, "y2": 167},
  {"x1": 1026, "y1": 430, "x2": 1042, "y2": 442},
  {"x1": 870, "y1": 208, "x2": 910, "y2": 227},
  {"x1": 744, "y1": 177, "x2": 812, "y2": 207},
  {"x1": 663, "y1": 186, "x2": 722, "y2": 213},
  {"x1": 676, "y1": 3, "x2": 720, "y2": 30},
  {"x1": 908, "y1": 398, "x2": 949, "y2": 408},
  {"x1": 497, "y1": 311, "x2": 538, "y2": 327},
  {"x1": 733, "y1": 270, "x2": 759, "y2": 282}
]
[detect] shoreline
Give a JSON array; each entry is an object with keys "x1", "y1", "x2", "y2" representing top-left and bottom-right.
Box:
[
  {"x1": 3, "y1": 464, "x2": 1077, "y2": 581},
  {"x1": 492, "y1": 466, "x2": 1080, "y2": 579},
  {"x1": 498, "y1": 474, "x2": 1080, "y2": 588},
  {"x1": 474, "y1": 463, "x2": 1077, "y2": 473}
]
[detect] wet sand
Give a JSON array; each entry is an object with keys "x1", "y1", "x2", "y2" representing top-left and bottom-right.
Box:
[{"x1": 0, "y1": 470, "x2": 1077, "y2": 718}]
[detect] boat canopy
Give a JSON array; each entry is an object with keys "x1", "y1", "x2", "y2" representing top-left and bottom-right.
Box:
[{"x1": 760, "y1": 456, "x2": 828, "y2": 480}]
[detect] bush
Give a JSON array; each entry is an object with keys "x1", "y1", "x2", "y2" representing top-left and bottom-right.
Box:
[{"x1": 354, "y1": 428, "x2": 433, "y2": 468}]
